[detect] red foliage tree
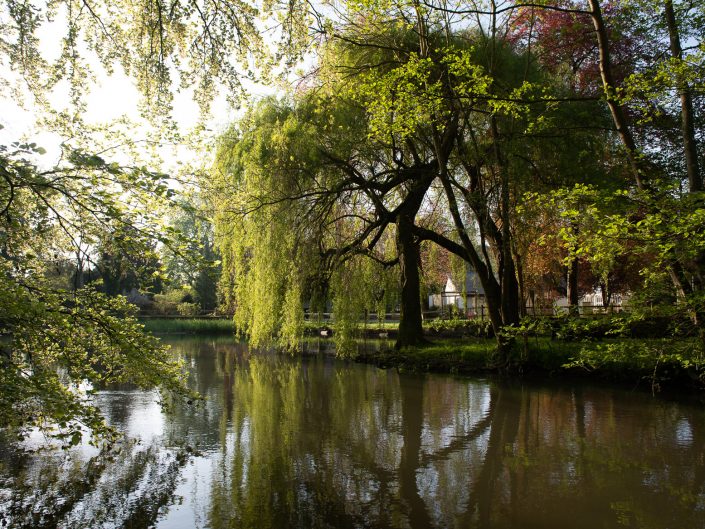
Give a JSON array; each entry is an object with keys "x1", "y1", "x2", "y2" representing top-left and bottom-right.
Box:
[{"x1": 508, "y1": 1, "x2": 643, "y2": 95}]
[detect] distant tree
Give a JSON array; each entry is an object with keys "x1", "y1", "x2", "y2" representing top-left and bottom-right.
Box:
[
  {"x1": 161, "y1": 200, "x2": 220, "y2": 312},
  {"x1": 96, "y1": 226, "x2": 164, "y2": 297}
]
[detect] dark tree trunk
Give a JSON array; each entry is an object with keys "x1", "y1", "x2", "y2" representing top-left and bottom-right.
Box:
[
  {"x1": 600, "y1": 281, "x2": 611, "y2": 310},
  {"x1": 663, "y1": 0, "x2": 705, "y2": 303},
  {"x1": 392, "y1": 163, "x2": 437, "y2": 349},
  {"x1": 514, "y1": 249, "x2": 527, "y2": 318},
  {"x1": 567, "y1": 257, "x2": 579, "y2": 315},
  {"x1": 494, "y1": 116, "x2": 521, "y2": 328},
  {"x1": 501, "y1": 256, "x2": 521, "y2": 326},
  {"x1": 395, "y1": 212, "x2": 426, "y2": 348}
]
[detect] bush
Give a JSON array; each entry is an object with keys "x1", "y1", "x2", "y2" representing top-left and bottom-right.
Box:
[
  {"x1": 531, "y1": 313, "x2": 691, "y2": 342},
  {"x1": 425, "y1": 318, "x2": 493, "y2": 338},
  {"x1": 153, "y1": 286, "x2": 200, "y2": 315},
  {"x1": 563, "y1": 339, "x2": 705, "y2": 389},
  {"x1": 177, "y1": 302, "x2": 200, "y2": 316},
  {"x1": 548, "y1": 315, "x2": 624, "y2": 341}
]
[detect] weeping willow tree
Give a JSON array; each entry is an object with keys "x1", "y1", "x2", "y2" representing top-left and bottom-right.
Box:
[
  {"x1": 211, "y1": 19, "x2": 491, "y2": 351},
  {"x1": 211, "y1": 96, "x2": 401, "y2": 352}
]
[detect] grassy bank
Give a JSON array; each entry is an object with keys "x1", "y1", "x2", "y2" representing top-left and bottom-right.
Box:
[
  {"x1": 140, "y1": 317, "x2": 235, "y2": 335},
  {"x1": 355, "y1": 336, "x2": 705, "y2": 394}
]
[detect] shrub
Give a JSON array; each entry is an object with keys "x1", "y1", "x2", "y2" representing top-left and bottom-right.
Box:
[
  {"x1": 177, "y1": 302, "x2": 200, "y2": 316},
  {"x1": 153, "y1": 286, "x2": 199, "y2": 315},
  {"x1": 425, "y1": 318, "x2": 493, "y2": 338},
  {"x1": 563, "y1": 339, "x2": 705, "y2": 390},
  {"x1": 525, "y1": 313, "x2": 691, "y2": 342}
]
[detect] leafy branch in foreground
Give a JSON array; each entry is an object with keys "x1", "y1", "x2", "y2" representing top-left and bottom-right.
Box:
[{"x1": 0, "y1": 143, "x2": 198, "y2": 446}]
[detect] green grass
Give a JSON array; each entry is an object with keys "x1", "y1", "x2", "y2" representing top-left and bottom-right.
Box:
[
  {"x1": 408, "y1": 339, "x2": 496, "y2": 367},
  {"x1": 140, "y1": 317, "x2": 235, "y2": 335},
  {"x1": 357, "y1": 335, "x2": 705, "y2": 392},
  {"x1": 357, "y1": 337, "x2": 496, "y2": 373}
]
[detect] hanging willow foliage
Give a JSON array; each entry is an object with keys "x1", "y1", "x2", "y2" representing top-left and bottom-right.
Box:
[
  {"x1": 330, "y1": 252, "x2": 397, "y2": 353},
  {"x1": 210, "y1": 96, "x2": 398, "y2": 352}
]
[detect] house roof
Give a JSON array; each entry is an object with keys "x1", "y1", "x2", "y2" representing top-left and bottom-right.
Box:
[{"x1": 443, "y1": 269, "x2": 485, "y2": 295}]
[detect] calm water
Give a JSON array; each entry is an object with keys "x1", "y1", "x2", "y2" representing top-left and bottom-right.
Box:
[{"x1": 1, "y1": 336, "x2": 704, "y2": 529}]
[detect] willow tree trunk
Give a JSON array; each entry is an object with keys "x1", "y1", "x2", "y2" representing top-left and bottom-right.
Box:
[{"x1": 396, "y1": 211, "x2": 426, "y2": 348}]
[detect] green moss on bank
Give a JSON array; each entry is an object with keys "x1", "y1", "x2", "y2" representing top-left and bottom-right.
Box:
[{"x1": 356, "y1": 339, "x2": 494, "y2": 373}]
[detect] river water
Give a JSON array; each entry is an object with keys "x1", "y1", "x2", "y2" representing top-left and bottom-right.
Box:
[{"x1": 1, "y1": 336, "x2": 704, "y2": 529}]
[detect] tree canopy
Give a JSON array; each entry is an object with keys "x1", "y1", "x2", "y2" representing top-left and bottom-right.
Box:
[
  {"x1": 208, "y1": 0, "x2": 705, "y2": 359},
  {"x1": 1, "y1": 0, "x2": 311, "y2": 119},
  {"x1": 0, "y1": 142, "x2": 198, "y2": 444}
]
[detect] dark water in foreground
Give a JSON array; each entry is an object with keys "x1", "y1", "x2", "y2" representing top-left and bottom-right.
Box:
[{"x1": 1, "y1": 336, "x2": 705, "y2": 529}]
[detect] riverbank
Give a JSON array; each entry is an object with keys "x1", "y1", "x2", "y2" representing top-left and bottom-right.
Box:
[
  {"x1": 141, "y1": 317, "x2": 705, "y2": 395},
  {"x1": 353, "y1": 336, "x2": 705, "y2": 395}
]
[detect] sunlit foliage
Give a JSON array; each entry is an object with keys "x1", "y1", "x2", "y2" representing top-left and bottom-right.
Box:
[{"x1": 0, "y1": 142, "x2": 197, "y2": 443}]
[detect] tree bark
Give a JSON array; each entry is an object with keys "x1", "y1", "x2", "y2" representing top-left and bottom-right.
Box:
[
  {"x1": 587, "y1": 0, "x2": 647, "y2": 190},
  {"x1": 663, "y1": 0, "x2": 705, "y2": 305},
  {"x1": 493, "y1": 117, "x2": 521, "y2": 328},
  {"x1": 395, "y1": 211, "x2": 427, "y2": 348},
  {"x1": 500, "y1": 252, "x2": 521, "y2": 326},
  {"x1": 393, "y1": 164, "x2": 437, "y2": 348},
  {"x1": 567, "y1": 257, "x2": 579, "y2": 315},
  {"x1": 664, "y1": 0, "x2": 701, "y2": 193}
]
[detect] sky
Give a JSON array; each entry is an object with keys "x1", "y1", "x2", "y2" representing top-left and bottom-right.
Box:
[
  {"x1": 0, "y1": 67, "x2": 259, "y2": 170},
  {"x1": 0, "y1": 8, "x2": 278, "y2": 173}
]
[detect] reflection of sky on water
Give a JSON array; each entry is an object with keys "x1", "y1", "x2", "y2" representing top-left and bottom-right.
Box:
[
  {"x1": 97, "y1": 390, "x2": 165, "y2": 440},
  {"x1": 675, "y1": 418, "x2": 693, "y2": 447},
  {"x1": 2, "y1": 337, "x2": 705, "y2": 529},
  {"x1": 157, "y1": 454, "x2": 214, "y2": 529}
]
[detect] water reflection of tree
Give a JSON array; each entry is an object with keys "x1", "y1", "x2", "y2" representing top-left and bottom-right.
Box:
[
  {"x1": 5, "y1": 340, "x2": 704, "y2": 528},
  {"x1": 206, "y1": 354, "x2": 491, "y2": 528},
  {"x1": 455, "y1": 384, "x2": 705, "y2": 529},
  {"x1": 206, "y1": 347, "x2": 705, "y2": 529},
  {"x1": 0, "y1": 338, "x2": 223, "y2": 529},
  {"x1": 0, "y1": 442, "x2": 188, "y2": 529},
  {"x1": 398, "y1": 375, "x2": 432, "y2": 529}
]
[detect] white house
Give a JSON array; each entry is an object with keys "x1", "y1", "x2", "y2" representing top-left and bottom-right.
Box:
[
  {"x1": 548, "y1": 290, "x2": 628, "y2": 314},
  {"x1": 429, "y1": 269, "x2": 486, "y2": 316}
]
